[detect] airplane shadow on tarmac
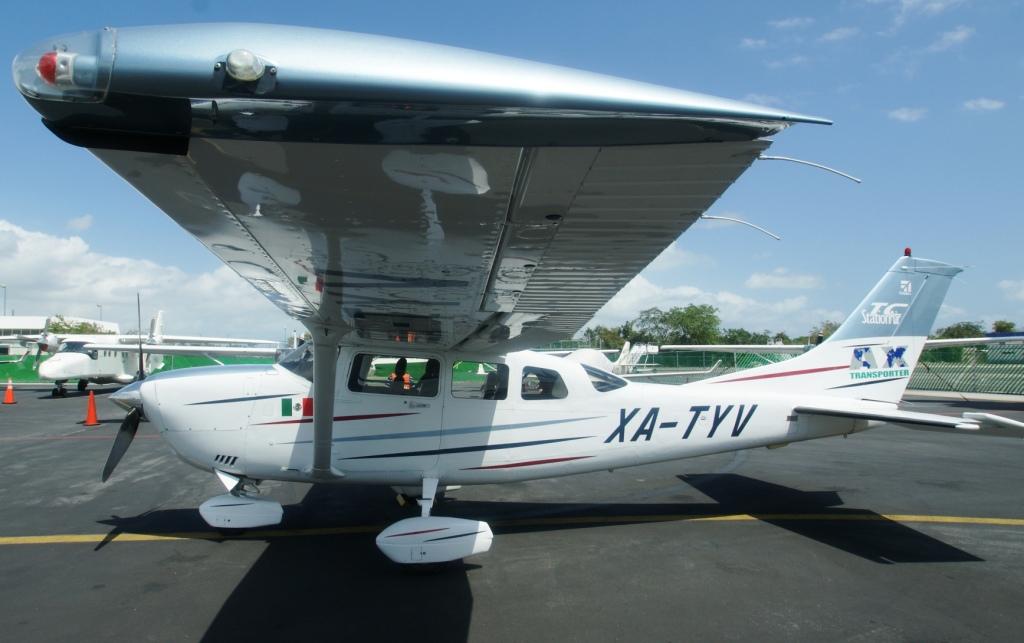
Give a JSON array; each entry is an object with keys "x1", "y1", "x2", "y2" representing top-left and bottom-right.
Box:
[{"x1": 97, "y1": 474, "x2": 980, "y2": 641}]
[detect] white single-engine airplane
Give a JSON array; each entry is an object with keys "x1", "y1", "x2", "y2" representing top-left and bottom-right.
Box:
[
  {"x1": 14, "y1": 24, "x2": 1022, "y2": 564},
  {"x1": 35, "y1": 311, "x2": 280, "y2": 396}
]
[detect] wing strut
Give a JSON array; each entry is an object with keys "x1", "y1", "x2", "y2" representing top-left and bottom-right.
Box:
[{"x1": 309, "y1": 325, "x2": 345, "y2": 480}]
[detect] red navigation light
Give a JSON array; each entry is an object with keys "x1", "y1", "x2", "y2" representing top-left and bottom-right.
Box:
[
  {"x1": 37, "y1": 51, "x2": 57, "y2": 85},
  {"x1": 904, "y1": 247, "x2": 912, "y2": 257}
]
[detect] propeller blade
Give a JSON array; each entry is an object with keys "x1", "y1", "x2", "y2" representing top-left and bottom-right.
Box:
[
  {"x1": 101, "y1": 408, "x2": 140, "y2": 483},
  {"x1": 33, "y1": 344, "x2": 43, "y2": 371}
]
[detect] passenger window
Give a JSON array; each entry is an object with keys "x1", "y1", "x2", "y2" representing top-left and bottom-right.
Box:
[
  {"x1": 582, "y1": 364, "x2": 628, "y2": 392},
  {"x1": 348, "y1": 354, "x2": 440, "y2": 397},
  {"x1": 452, "y1": 361, "x2": 509, "y2": 400},
  {"x1": 521, "y1": 367, "x2": 567, "y2": 400}
]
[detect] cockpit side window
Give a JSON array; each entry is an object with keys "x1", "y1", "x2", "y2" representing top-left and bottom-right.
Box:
[
  {"x1": 452, "y1": 361, "x2": 508, "y2": 400},
  {"x1": 582, "y1": 364, "x2": 628, "y2": 392},
  {"x1": 58, "y1": 341, "x2": 88, "y2": 353},
  {"x1": 521, "y1": 367, "x2": 568, "y2": 400},
  {"x1": 348, "y1": 353, "x2": 440, "y2": 397}
]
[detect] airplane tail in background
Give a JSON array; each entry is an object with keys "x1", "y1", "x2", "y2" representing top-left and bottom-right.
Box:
[
  {"x1": 698, "y1": 253, "x2": 962, "y2": 404},
  {"x1": 148, "y1": 311, "x2": 164, "y2": 345}
]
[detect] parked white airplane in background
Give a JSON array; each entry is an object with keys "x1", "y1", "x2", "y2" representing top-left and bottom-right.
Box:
[
  {"x1": 14, "y1": 24, "x2": 1021, "y2": 564},
  {"x1": 37, "y1": 311, "x2": 280, "y2": 396}
]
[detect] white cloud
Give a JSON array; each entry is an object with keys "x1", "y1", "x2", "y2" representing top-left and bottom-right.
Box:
[
  {"x1": 586, "y1": 274, "x2": 842, "y2": 336},
  {"x1": 742, "y1": 93, "x2": 784, "y2": 107},
  {"x1": 925, "y1": 25, "x2": 974, "y2": 52},
  {"x1": 888, "y1": 107, "x2": 927, "y2": 122},
  {"x1": 898, "y1": 0, "x2": 966, "y2": 25},
  {"x1": 769, "y1": 17, "x2": 814, "y2": 29},
  {"x1": 66, "y1": 214, "x2": 93, "y2": 231},
  {"x1": 740, "y1": 37, "x2": 767, "y2": 49},
  {"x1": 646, "y1": 243, "x2": 713, "y2": 272},
  {"x1": 766, "y1": 55, "x2": 810, "y2": 69},
  {"x1": 871, "y1": 0, "x2": 967, "y2": 28},
  {"x1": 819, "y1": 27, "x2": 860, "y2": 42},
  {"x1": 745, "y1": 268, "x2": 823, "y2": 290},
  {"x1": 999, "y1": 280, "x2": 1024, "y2": 301},
  {"x1": 963, "y1": 97, "x2": 1005, "y2": 111},
  {"x1": 0, "y1": 220, "x2": 294, "y2": 340}
]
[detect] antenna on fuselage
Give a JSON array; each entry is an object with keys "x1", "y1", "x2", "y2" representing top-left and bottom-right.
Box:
[{"x1": 136, "y1": 293, "x2": 145, "y2": 381}]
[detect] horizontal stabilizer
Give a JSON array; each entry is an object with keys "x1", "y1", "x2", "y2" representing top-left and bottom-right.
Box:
[
  {"x1": 961, "y1": 412, "x2": 1024, "y2": 438},
  {"x1": 794, "y1": 405, "x2": 979, "y2": 431},
  {"x1": 796, "y1": 404, "x2": 1024, "y2": 437}
]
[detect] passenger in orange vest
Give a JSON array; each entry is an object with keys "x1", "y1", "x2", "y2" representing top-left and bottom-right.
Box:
[{"x1": 388, "y1": 357, "x2": 413, "y2": 392}]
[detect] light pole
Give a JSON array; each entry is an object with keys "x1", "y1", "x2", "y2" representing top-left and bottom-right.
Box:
[
  {"x1": 96, "y1": 304, "x2": 103, "y2": 321},
  {"x1": 1, "y1": 284, "x2": 6, "y2": 317}
]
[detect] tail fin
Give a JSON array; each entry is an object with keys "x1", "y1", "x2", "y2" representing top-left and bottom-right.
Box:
[
  {"x1": 148, "y1": 310, "x2": 164, "y2": 344},
  {"x1": 698, "y1": 253, "x2": 962, "y2": 403}
]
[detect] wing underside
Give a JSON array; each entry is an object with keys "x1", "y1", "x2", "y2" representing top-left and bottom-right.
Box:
[{"x1": 93, "y1": 138, "x2": 768, "y2": 352}]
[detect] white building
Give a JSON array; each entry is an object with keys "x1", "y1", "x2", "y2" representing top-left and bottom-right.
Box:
[{"x1": 0, "y1": 315, "x2": 120, "y2": 356}]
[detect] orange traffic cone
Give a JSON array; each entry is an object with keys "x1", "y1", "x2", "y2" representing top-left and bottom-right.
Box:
[
  {"x1": 83, "y1": 391, "x2": 100, "y2": 426},
  {"x1": 2, "y1": 378, "x2": 14, "y2": 405}
]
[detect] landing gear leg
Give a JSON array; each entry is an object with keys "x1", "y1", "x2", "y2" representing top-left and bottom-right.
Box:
[
  {"x1": 417, "y1": 477, "x2": 439, "y2": 517},
  {"x1": 52, "y1": 382, "x2": 67, "y2": 397},
  {"x1": 77, "y1": 379, "x2": 88, "y2": 392}
]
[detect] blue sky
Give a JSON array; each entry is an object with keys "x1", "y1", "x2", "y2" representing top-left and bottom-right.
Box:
[{"x1": 1, "y1": 1, "x2": 1021, "y2": 340}]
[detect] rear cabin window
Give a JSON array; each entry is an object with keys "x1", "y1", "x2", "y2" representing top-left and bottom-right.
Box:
[
  {"x1": 582, "y1": 364, "x2": 628, "y2": 392},
  {"x1": 521, "y1": 367, "x2": 568, "y2": 400},
  {"x1": 348, "y1": 354, "x2": 440, "y2": 397},
  {"x1": 451, "y1": 361, "x2": 509, "y2": 400}
]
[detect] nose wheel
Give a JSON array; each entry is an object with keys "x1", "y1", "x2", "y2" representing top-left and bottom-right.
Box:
[{"x1": 51, "y1": 382, "x2": 67, "y2": 397}]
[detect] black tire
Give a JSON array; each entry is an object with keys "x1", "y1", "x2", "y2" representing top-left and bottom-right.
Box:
[{"x1": 77, "y1": 380, "x2": 88, "y2": 392}]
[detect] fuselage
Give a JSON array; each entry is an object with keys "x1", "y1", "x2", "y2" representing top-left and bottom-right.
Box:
[
  {"x1": 38, "y1": 339, "x2": 139, "y2": 384},
  {"x1": 135, "y1": 349, "x2": 864, "y2": 486}
]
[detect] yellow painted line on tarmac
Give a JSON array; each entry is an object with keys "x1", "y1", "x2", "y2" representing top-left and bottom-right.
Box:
[{"x1": 1, "y1": 513, "x2": 1022, "y2": 546}]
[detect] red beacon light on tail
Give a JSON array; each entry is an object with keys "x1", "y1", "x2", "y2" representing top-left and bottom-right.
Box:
[{"x1": 904, "y1": 247, "x2": 912, "y2": 257}]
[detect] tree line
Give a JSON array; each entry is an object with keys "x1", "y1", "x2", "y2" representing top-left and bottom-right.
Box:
[{"x1": 581, "y1": 305, "x2": 1018, "y2": 349}]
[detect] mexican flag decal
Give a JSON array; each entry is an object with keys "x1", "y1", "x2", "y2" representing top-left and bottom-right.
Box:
[{"x1": 281, "y1": 397, "x2": 314, "y2": 417}]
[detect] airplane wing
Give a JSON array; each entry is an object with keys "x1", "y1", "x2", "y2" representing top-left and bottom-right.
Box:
[
  {"x1": 84, "y1": 343, "x2": 279, "y2": 358},
  {"x1": 923, "y1": 337, "x2": 1023, "y2": 348},
  {"x1": 116, "y1": 335, "x2": 280, "y2": 346},
  {"x1": 794, "y1": 404, "x2": 1024, "y2": 437},
  {"x1": 14, "y1": 24, "x2": 829, "y2": 355}
]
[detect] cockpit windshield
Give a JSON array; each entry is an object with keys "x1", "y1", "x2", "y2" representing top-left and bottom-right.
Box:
[
  {"x1": 277, "y1": 343, "x2": 313, "y2": 381},
  {"x1": 58, "y1": 341, "x2": 90, "y2": 354}
]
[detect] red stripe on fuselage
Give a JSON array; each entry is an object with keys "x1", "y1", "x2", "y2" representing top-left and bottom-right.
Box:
[
  {"x1": 715, "y1": 364, "x2": 847, "y2": 383},
  {"x1": 257, "y1": 412, "x2": 417, "y2": 426},
  {"x1": 387, "y1": 527, "x2": 448, "y2": 538},
  {"x1": 462, "y1": 456, "x2": 593, "y2": 470}
]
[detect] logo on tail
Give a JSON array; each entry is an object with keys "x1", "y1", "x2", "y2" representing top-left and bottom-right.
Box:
[
  {"x1": 849, "y1": 345, "x2": 910, "y2": 380},
  {"x1": 860, "y1": 302, "x2": 909, "y2": 326}
]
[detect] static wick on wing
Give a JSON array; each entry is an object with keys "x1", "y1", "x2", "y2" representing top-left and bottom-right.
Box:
[
  {"x1": 700, "y1": 215, "x2": 781, "y2": 241},
  {"x1": 757, "y1": 155, "x2": 863, "y2": 184}
]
